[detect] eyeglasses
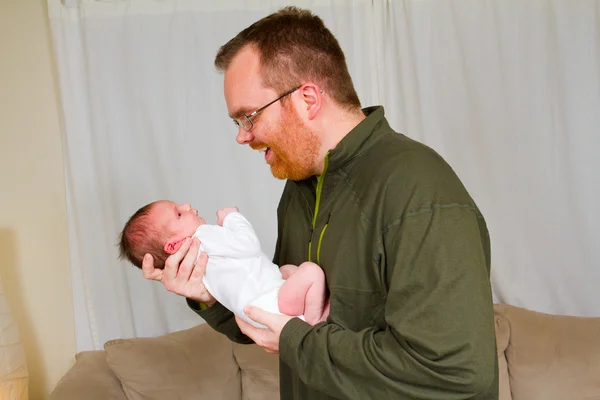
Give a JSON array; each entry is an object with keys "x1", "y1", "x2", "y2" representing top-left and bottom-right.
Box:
[{"x1": 232, "y1": 86, "x2": 300, "y2": 131}]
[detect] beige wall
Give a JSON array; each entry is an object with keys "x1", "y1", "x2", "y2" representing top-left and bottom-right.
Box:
[{"x1": 0, "y1": 0, "x2": 76, "y2": 399}]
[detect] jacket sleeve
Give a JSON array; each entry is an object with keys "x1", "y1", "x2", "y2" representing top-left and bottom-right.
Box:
[
  {"x1": 279, "y1": 205, "x2": 498, "y2": 399},
  {"x1": 186, "y1": 298, "x2": 254, "y2": 344}
]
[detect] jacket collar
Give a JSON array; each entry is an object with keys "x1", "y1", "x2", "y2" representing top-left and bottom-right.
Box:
[
  {"x1": 325, "y1": 105, "x2": 388, "y2": 174},
  {"x1": 292, "y1": 105, "x2": 389, "y2": 188}
]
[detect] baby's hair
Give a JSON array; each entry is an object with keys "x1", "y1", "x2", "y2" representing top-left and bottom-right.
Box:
[{"x1": 118, "y1": 202, "x2": 168, "y2": 269}]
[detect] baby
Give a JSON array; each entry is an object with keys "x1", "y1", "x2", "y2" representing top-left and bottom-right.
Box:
[{"x1": 118, "y1": 200, "x2": 329, "y2": 328}]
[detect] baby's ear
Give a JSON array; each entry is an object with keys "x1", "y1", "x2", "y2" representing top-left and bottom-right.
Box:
[{"x1": 164, "y1": 240, "x2": 183, "y2": 255}]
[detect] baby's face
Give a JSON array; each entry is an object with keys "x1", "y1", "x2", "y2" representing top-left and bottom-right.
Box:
[{"x1": 151, "y1": 200, "x2": 205, "y2": 241}]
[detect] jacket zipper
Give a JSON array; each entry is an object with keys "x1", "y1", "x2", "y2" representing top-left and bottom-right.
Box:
[
  {"x1": 308, "y1": 152, "x2": 330, "y2": 263},
  {"x1": 316, "y1": 212, "x2": 331, "y2": 265}
]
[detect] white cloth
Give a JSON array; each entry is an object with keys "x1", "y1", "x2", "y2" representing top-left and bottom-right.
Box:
[{"x1": 194, "y1": 212, "x2": 300, "y2": 328}]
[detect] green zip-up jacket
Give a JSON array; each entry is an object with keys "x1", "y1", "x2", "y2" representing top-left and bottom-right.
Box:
[{"x1": 189, "y1": 106, "x2": 498, "y2": 400}]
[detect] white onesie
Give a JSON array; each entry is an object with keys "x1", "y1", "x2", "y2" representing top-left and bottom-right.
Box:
[{"x1": 193, "y1": 211, "x2": 300, "y2": 328}]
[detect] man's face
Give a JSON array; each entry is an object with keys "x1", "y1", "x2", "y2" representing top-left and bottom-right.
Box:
[{"x1": 224, "y1": 46, "x2": 319, "y2": 181}]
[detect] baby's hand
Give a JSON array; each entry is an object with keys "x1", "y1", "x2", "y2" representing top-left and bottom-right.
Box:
[{"x1": 216, "y1": 206, "x2": 240, "y2": 226}]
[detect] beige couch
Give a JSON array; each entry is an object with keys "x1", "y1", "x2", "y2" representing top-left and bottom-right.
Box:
[{"x1": 49, "y1": 304, "x2": 600, "y2": 400}]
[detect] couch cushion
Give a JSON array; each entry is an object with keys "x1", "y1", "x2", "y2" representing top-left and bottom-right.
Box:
[
  {"x1": 49, "y1": 350, "x2": 127, "y2": 400},
  {"x1": 232, "y1": 342, "x2": 279, "y2": 400},
  {"x1": 495, "y1": 304, "x2": 600, "y2": 400},
  {"x1": 104, "y1": 323, "x2": 241, "y2": 400}
]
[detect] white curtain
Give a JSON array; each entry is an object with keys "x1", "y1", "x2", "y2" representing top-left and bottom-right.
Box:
[{"x1": 48, "y1": 0, "x2": 600, "y2": 352}]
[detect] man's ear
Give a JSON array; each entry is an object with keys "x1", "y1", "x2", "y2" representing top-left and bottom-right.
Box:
[
  {"x1": 299, "y1": 83, "x2": 323, "y2": 120},
  {"x1": 164, "y1": 239, "x2": 183, "y2": 255}
]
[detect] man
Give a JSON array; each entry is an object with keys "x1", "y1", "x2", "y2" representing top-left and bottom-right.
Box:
[{"x1": 142, "y1": 6, "x2": 498, "y2": 400}]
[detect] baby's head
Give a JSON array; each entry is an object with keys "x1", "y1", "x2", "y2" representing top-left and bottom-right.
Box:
[{"x1": 118, "y1": 200, "x2": 205, "y2": 269}]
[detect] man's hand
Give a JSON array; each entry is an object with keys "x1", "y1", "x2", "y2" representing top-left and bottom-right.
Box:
[
  {"x1": 142, "y1": 237, "x2": 216, "y2": 305},
  {"x1": 216, "y1": 206, "x2": 240, "y2": 226},
  {"x1": 235, "y1": 306, "x2": 294, "y2": 354}
]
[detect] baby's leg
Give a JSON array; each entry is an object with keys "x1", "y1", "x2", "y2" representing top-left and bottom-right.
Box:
[
  {"x1": 279, "y1": 264, "x2": 299, "y2": 280},
  {"x1": 278, "y1": 262, "x2": 326, "y2": 325}
]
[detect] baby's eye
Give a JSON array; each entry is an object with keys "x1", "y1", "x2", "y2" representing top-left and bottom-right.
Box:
[{"x1": 178, "y1": 213, "x2": 181, "y2": 217}]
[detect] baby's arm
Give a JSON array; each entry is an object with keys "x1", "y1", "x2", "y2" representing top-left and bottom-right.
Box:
[
  {"x1": 216, "y1": 207, "x2": 240, "y2": 226},
  {"x1": 201, "y1": 210, "x2": 261, "y2": 258},
  {"x1": 278, "y1": 262, "x2": 328, "y2": 325}
]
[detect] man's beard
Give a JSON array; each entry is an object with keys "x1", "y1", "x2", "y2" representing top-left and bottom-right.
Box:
[{"x1": 251, "y1": 103, "x2": 320, "y2": 181}]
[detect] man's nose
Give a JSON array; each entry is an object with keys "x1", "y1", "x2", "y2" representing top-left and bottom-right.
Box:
[{"x1": 236, "y1": 127, "x2": 253, "y2": 145}]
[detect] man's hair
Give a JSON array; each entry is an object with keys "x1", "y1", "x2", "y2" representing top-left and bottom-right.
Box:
[
  {"x1": 118, "y1": 202, "x2": 168, "y2": 269},
  {"x1": 214, "y1": 6, "x2": 361, "y2": 111}
]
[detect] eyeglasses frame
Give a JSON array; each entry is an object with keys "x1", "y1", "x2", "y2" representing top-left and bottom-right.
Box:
[{"x1": 232, "y1": 86, "x2": 301, "y2": 131}]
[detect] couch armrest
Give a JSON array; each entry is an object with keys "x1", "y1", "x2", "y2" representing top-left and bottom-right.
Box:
[
  {"x1": 49, "y1": 350, "x2": 127, "y2": 400},
  {"x1": 494, "y1": 303, "x2": 600, "y2": 400}
]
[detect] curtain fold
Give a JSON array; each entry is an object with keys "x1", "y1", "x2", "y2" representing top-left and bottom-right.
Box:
[{"x1": 48, "y1": 0, "x2": 600, "y2": 351}]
